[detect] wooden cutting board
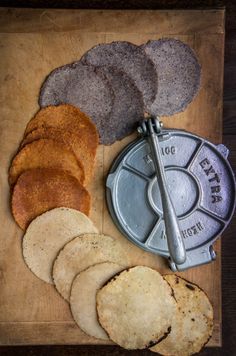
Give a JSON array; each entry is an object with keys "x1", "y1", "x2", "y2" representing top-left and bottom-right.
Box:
[{"x1": 0, "y1": 8, "x2": 224, "y2": 346}]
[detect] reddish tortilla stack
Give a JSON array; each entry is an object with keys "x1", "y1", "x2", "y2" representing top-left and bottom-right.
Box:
[{"x1": 9, "y1": 104, "x2": 98, "y2": 230}]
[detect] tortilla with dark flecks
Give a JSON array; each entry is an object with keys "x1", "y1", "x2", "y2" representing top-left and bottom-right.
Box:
[
  {"x1": 142, "y1": 38, "x2": 201, "y2": 116},
  {"x1": 39, "y1": 62, "x2": 114, "y2": 124},
  {"x1": 95, "y1": 67, "x2": 144, "y2": 145},
  {"x1": 96, "y1": 266, "x2": 176, "y2": 350},
  {"x1": 150, "y1": 275, "x2": 214, "y2": 356},
  {"x1": 81, "y1": 41, "x2": 157, "y2": 110}
]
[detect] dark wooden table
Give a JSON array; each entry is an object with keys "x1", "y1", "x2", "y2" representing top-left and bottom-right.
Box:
[{"x1": 0, "y1": 1, "x2": 235, "y2": 355}]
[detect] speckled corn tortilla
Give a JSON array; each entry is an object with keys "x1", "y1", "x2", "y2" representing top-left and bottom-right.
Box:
[
  {"x1": 52, "y1": 233, "x2": 129, "y2": 301},
  {"x1": 70, "y1": 262, "x2": 125, "y2": 340},
  {"x1": 95, "y1": 67, "x2": 144, "y2": 145},
  {"x1": 22, "y1": 208, "x2": 97, "y2": 284},
  {"x1": 96, "y1": 266, "x2": 176, "y2": 349},
  {"x1": 39, "y1": 63, "x2": 114, "y2": 125},
  {"x1": 150, "y1": 275, "x2": 214, "y2": 356},
  {"x1": 142, "y1": 38, "x2": 201, "y2": 116},
  {"x1": 81, "y1": 41, "x2": 157, "y2": 110}
]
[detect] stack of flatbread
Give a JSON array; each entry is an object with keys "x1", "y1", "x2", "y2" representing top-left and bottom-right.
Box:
[
  {"x1": 8, "y1": 38, "x2": 211, "y2": 355},
  {"x1": 21, "y1": 207, "x2": 213, "y2": 355},
  {"x1": 9, "y1": 104, "x2": 98, "y2": 230},
  {"x1": 39, "y1": 39, "x2": 201, "y2": 145},
  {"x1": 9, "y1": 38, "x2": 201, "y2": 229}
]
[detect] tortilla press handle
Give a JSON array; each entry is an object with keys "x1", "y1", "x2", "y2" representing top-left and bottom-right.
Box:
[{"x1": 138, "y1": 117, "x2": 186, "y2": 265}]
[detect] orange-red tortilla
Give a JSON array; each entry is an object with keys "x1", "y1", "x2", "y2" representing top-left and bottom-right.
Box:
[
  {"x1": 21, "y1": 127, "x2": 94, "y2": 184},
  {"x1": 11, "y1": 168, "x2": 90, "y2": 230},
  {"x1": 9, "y1": 138, "x2": 85, "y2": 186},
  {"x1": 24, "y1": 104, "x2": 98, "y2": 153}
]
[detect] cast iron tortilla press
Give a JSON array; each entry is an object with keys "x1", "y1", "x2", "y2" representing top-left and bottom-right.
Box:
[{"x1": 106, "y1": 117, "x2": 236, "y2": 271}]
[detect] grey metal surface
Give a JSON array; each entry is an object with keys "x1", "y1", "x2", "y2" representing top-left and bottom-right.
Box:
[
  {"x1": 138, "y1": 117, "x2": 186, "y2": 265},
  {"x1": 106, "y1": 129, "x2": 236, "y2": 270}
]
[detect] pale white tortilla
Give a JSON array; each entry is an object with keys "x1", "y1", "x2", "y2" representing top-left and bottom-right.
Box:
[
  {"x1": 53, "y1": 233, "x2": 129, "y2": 300},
  {"x1": 150, "y1": 275, "x2": 214, "y2": 356},
  {"x1": 96, "y1": 266, "x2": 176, "y2": 349},
  {"x1": 22, "y1": 208, "x2": 98, "y2": 284},
  {"x1": 70, "y1": 262, "x2": 125, "y2": 340}
]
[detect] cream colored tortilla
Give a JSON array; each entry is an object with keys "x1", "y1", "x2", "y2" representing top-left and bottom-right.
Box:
[
  {"x1": 70, "y1": 262, "x2": 125, "y2": 340},
  {"x1": 150, "y1": 275, "x2": 214, "y2": 356},
  {"x1": 96, "y1": 266, "x2": 176, "y2": 350},
  {"x1": 22, "y1": 208, "x2": 98, "y2": 284},
  {"x1": 53, "y1": 233, "x2": 129, "y2": 301}
]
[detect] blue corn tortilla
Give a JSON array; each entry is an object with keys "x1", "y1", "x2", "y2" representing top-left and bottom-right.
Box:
[
  {"x1": 39, "y1": 62, "x2": 114, "y2": 125},
  {"x1": 81, "y1": 41, "x2": 157, "y2": 110},
  {"x1": 95, "y1": 67, "x2": 144, "y2": 145},
  {"x1": 142, "y1": 38, "x2": 201, "y2": 116}
]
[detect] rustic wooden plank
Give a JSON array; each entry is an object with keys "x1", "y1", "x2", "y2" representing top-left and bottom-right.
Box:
[
  {"x1": 0, "y1": 322, "x2": 113, "y2": 345},
  {"x1": 0, "y1": 9, "x2": 224, "y2": 347},
  {"x1": 0, "y1": 8, "x2": 224, "y2": 34}
]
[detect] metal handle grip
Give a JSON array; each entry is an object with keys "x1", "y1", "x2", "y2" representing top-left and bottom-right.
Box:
[{"x1": 147, "y1": 119, "x2": 186, "y2": 265}]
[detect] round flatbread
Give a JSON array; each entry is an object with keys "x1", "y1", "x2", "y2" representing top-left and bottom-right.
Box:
[
  {"x1": 53, "y1": 233, "x2": 129, "y2": 301},
  {"x1": 25, "y1": 105, "x2": 98, "y2": 146},
  {"x1": 11, "y1": 168, "x2": 90, "y2": 230},
  {"x1": 142, "y1": 38, "x2": 201, "y2": 116},
  {"x1": 22, "y1": 208, "x2": 98, "y2": 284},
  {"x1": 9, "y1": 138, "x2": 85, "y2": 186},
  {"x1": 70, "y1": 262, "x2": 125, "y2": 340},
  {"x1": 81, "y1": 41, "x2": 157, "y2": 109},
  {"x1": 150, "y1": 275, "x2": 214, "y2": 356},
  {"x1": 96, "y1": 266, "x2": 176, "y2": 349},
  {"x1": 21, "y1": 126, "x2": 97, "y2": 185},
  {"x1": 95, "y1": 67, "x2": 144, "y2": 145},
  {"x1": 39, "y1": 62, "x2": 114, "y2": 126}
]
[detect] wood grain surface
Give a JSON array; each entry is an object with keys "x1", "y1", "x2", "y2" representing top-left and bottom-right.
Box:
[{"x1": 0, "y1": 6, "x2": 227, "y2": 352}]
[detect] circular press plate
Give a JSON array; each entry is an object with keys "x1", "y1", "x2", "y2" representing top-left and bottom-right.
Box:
[{"x1": 106, "y1": 130, "x2": 236, "y2": 259}]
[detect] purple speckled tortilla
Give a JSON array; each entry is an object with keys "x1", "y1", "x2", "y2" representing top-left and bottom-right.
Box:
[
  {"x1": 39, "y1": 62, "x2": 114, "y2": 123},
  {"x1": 96, "y1": 67, "x2": 144, "y2": 145},
  {"x1": 81, "y1": 41, "x2": 157, "y2": 110},
  {"x1": 142, "y1": 39, "x2": 201, "y2": 116}
]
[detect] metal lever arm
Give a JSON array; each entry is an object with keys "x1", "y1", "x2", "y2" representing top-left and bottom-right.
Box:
[{"x1": 142, "y1": 118, "x2": 186, "y2": 265}]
